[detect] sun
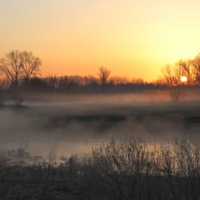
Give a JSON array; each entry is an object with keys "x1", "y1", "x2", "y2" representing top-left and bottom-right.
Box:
[{"x1": 181, "y1": 76, "x2": 187, "y2": 82}]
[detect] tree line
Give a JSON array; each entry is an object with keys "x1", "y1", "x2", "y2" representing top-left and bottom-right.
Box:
[
  {"x1": 1, "y1": 50, "x2": 200, "y2": 93},
  {"x1": 0, "y1": 50, "x2": 162, "y2": 93}
]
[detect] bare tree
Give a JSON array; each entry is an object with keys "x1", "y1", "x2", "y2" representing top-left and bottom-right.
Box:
[
  {"x1": 192, "y1": 53, "x2": 200, "y2": 85},
  {"x1": 0, "y1": 50, "x2": 22, "y2": 86},
  {"x1": 44, "y1": 75, "x2": 57, "y2": 91},
  {"x1": 159, "y1": 62, "x2": 187, "y2": 87},
  {"x1": 0, "y1": 50, "x2": 41, "y2": 87},
  {"x1": 58, "y1": 76, "x2": 76, "y2": 91},
  {"x1": 176, "y1": 58, "x2": 193, "y2": 86},
  {"x1": 159, "y1": 64, "x2": 185, "y2": 101},
  {"x1": 159, "y1": 64, "x2": 176, "y2": 87},
  {"x1": 20, "y1": 51, "x2": 41, "y2": 83},
  {"x1": 98, "y1": 66, "x2": 112, "y2": 91}
]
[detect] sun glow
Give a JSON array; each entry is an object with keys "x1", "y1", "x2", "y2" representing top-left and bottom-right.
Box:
[
  {"x1": 181, "y1": 76, "x2": 187, "y2": 82},
  {"x1": 1, "y1": 1, "x2": 200, "y2": 81}
]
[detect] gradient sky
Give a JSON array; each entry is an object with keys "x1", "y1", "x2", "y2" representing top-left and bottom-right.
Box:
[{"x1": 1, "y1": 0, "x2": 200, "y2": 81}]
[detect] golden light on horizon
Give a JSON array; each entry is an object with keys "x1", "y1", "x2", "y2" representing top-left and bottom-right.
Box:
[
  {"x1": 1, "y1": 1, "x2": 200, "y2": 81},
  {"x1": 181, "y1": 76, "x2": 187, "y2": 82}
]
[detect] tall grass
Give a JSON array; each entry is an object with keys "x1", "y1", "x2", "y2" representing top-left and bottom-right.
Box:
[
  {"x1": 84, "y1": 136, "x2": 200, "y2": 200},
  {"x1": 1, "y1": 136, "x2": 200, "y2": 199}
]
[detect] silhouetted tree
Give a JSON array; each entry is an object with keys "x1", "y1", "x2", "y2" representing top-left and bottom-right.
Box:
[
  {"x1": 159, "y1": 64, "x2": 185, "y2": 101},
  {"x1": 158, "y1": 53, "x2": 200, "y2": 87},
  {"x1": 176, "y1": 58, "x2": 193, "y2": 86},
  {"x1": 192, "y1": 53, "x2": 200, "y2": 85},
  {"x1": 58, "y1": 76, "x2": 76, "y2": 91},
  {"x1": 0, "y1": 50, "x2": 41, "y2": 87},
  {"x1": 20, "y1": 51, "x2": 41, "y2": 83},
  {"x1": 159, "y1": 64, "x2": 183, "y2": 87},
  {"x1": 44, "y1": 75, "x2": 57, "y2": 91},
  {"x1": 97, "y1": 66, "x2": 112, "y2": 91},
  {"x1": 0, "y1": 50, "x2": 22, "y2": 87}
]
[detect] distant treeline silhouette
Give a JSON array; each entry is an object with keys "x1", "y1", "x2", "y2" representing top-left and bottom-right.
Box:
[
  {"x1": 0, "y1": 74, "x2": 166, "y2": 94},
  {"x1": 1, "y1": 50, "x2": 200, "y2": 93}
]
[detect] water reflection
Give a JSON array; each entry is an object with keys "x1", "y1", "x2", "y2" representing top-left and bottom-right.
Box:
[{"x1": 1, "y1": 92, "x2": 200, "y2": 165}]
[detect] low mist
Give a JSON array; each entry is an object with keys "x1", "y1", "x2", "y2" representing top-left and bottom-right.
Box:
[{"x1": 1, "y1": 89, "x2": 200, "y2": 164}]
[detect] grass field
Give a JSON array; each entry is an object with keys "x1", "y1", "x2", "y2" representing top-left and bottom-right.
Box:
[{"x1": 1, "y1": 91, "x2": 200, "y2": 199}]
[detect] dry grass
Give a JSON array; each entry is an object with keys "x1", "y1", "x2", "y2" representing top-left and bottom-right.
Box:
[{"x1": 1, "y1": 136, "x2": 200, "y2": 199}]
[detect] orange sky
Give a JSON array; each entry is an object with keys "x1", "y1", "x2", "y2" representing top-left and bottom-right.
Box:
[{"x1": 1, "y1": 0, "x2": 200, "y2": 81}]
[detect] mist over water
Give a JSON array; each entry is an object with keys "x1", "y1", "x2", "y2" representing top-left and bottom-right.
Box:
[{"x1": 1, "y1": 89, "x2": 200, "y2": 164}]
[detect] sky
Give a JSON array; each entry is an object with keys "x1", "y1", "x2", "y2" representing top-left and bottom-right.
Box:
[{"x1": 1, "y1": 0, "x2": 200, "y2": 81}]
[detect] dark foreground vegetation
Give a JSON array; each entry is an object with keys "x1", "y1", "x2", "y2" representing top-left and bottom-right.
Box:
[{"x1": 1, "y1": 136, "x2": 200, "y2": 200}]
